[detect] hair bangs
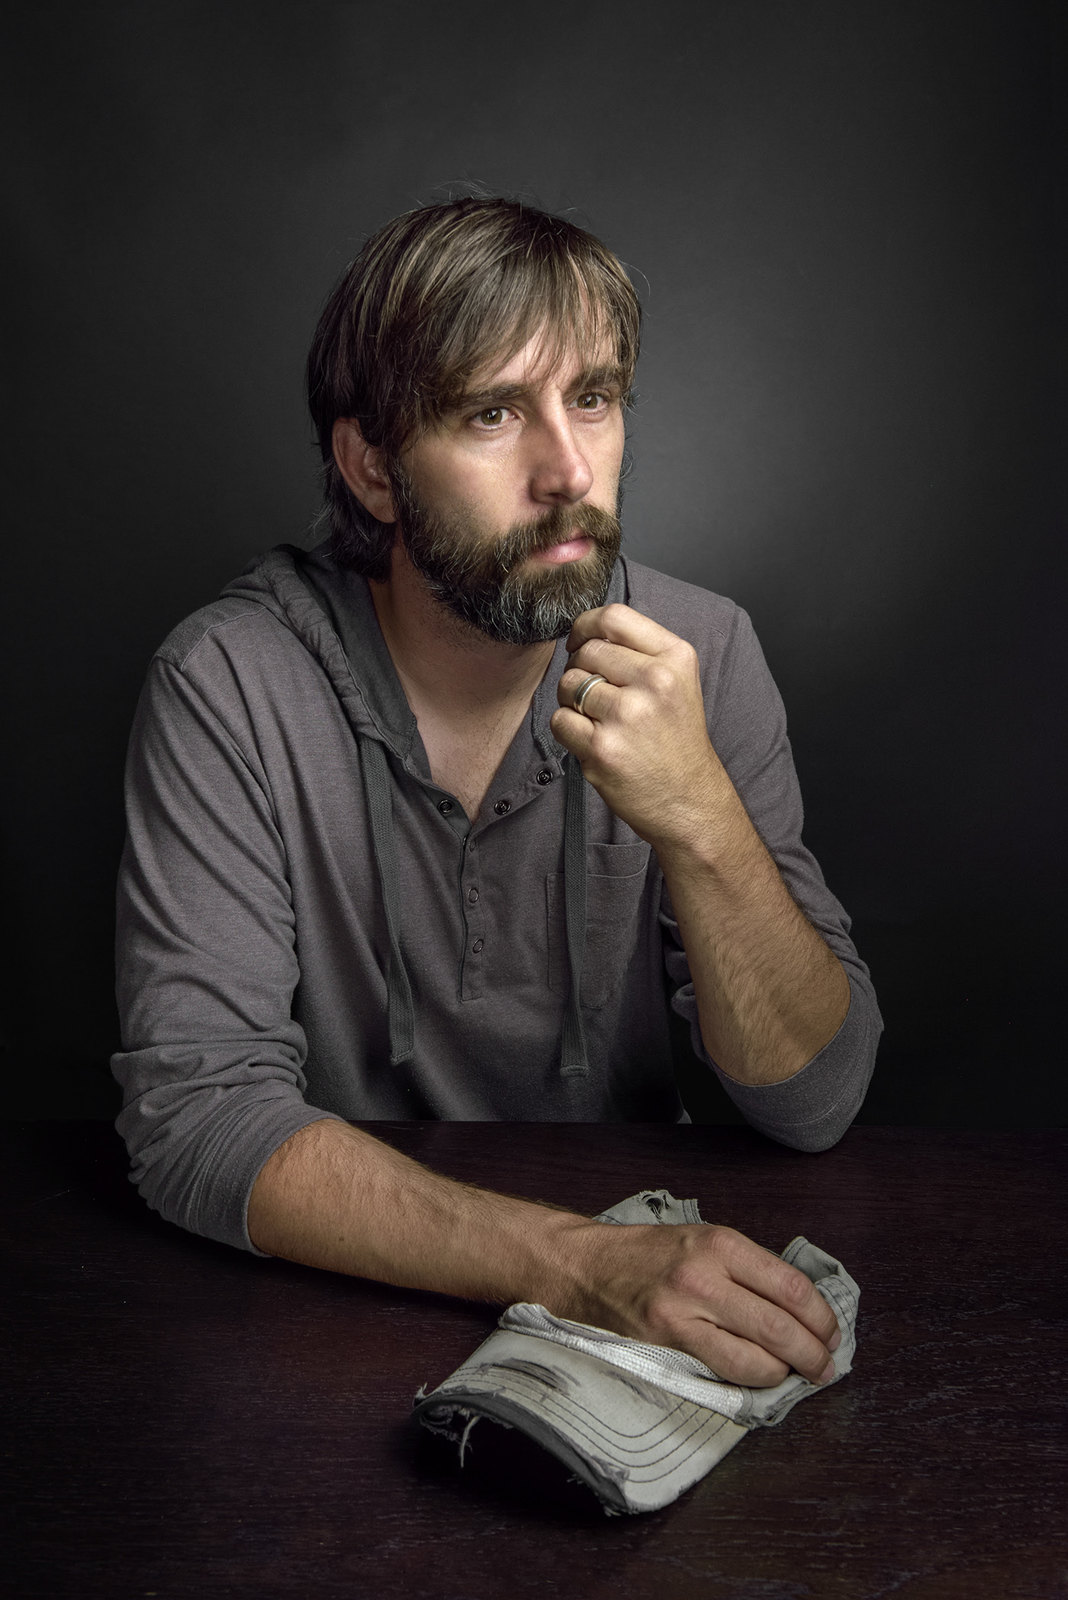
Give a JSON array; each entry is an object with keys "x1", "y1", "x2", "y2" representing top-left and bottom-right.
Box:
[{"x1": 428, "y1": 249, "x2": 635, "y2": 425}]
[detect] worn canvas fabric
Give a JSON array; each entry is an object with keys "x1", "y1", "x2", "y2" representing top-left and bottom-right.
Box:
[{"x1": 413, "y1": 1190, "x2": 859, "y2": 1515}]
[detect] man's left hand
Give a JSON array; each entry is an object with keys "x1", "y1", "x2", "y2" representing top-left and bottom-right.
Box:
[{"x1": 551, "y1": 603, "x2": 727, "y2": 852}]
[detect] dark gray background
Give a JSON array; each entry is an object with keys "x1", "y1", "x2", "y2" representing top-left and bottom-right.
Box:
[{"x1": 2, "y1": 1, "x2": 1062, "y2": 1124}]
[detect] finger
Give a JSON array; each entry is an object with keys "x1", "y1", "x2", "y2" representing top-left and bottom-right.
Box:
[
  {"x1": 687, "y1": 1230, "x2": 839, "y2": 1382},
  {"x1": 645, "y1": 1276, "x2": 835, "y2": 1387},
  {"x1": 720, "y1": 1287, "x2": 836, "y2": 1386},
  {"x1": 672, "y1": 1324, "x2": 793, "y2": 1389},
  {"x1": 556, "y1": 669, "x2": 622, "y2": 718},
  {"x1": 549, "y1": 703, "x2": 596, "y2": 755},
  {"x1": 564, "y1": 637, "x2": 653, "y2": 689},
  {"x1": 565, "y1": 602, "x2": 680, "y2": 657},
  {"x1": 734, "y1": 1251, "x2": 841, "y2": 1353},
  {"x1": 709, "y1": 1226, "x2": 839, "y2": 1350}
]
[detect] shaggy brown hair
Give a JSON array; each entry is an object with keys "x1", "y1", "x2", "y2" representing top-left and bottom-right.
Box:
[{"x1": 306, "y1": 197, "x2": 641, "y2": 578}]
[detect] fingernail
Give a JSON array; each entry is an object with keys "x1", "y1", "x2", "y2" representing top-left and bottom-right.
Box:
[
  {"x1": 818, "y1": 1359, "x2": 835, "y2": 1385},
  {"x1": 829, "y1": 1329, "x2": 841, "y2": 1352}
]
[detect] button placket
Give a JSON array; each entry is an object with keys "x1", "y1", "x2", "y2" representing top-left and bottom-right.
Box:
[{"x1": 458, "y1": 834, "x2": 486, "y2": 1001}]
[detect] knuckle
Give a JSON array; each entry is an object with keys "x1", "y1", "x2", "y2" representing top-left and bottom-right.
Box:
[
  {"x1": 778, "y1": 1266, "x2": 814, "y2": 1311},
  {"x1": 706, "y1": 1224, "x2": 746, "y2": 1265},
  {"x1": 740, "y1": 1351, "x2": 791, "y2": 1387},
  {"x1": 673, "y1": 638, "x2": 698, "y2": 672},
  {"x1": 644, "y1": 661, "x2": 676, "y2": 698},
  {"x1": 591, "y1": 725, "x2": 625, "y2": 769},
  {"x1": 662, "y1": 1227, "x2": 731, "y2": 1297},
  {"x1": 752, "y1": 1303, "x2": 796, "y2": 1350},
  {"x1": 662, "y1": 1254, "x2": 708, "y2": 1303}
]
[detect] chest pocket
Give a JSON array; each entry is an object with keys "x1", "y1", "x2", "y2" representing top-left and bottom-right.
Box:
[{"x1": 546, "y1": 840, "x2": 652, "y2": 1010}]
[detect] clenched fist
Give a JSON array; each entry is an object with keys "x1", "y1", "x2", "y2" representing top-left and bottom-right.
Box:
[
  {"x1": 552, "y1": 1217, "x2": 841, "y2": 1388},
  {"x1": 552, "y1": 603, "x2": 733, "y2": 853}
]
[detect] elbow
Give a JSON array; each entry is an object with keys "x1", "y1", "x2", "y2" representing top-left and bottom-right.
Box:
[
  {"x1": 757, "y1": 1072, "x2": 872, "y2": 1154},
  {"x1": 774, "y1": 1119, "x2": 854, "y2": 1155},
  {"x1": 114, "y1": 1065, "x2": 318, "y2": 1254}
]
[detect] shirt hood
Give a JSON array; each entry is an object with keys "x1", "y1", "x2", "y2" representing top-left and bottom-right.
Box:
[{"x1": 220, "y1": 541, "x2": 417, "y2": 756}]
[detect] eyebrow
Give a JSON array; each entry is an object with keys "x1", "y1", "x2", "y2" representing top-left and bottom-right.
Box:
[{"x1": 456, "y1": 364, "x2": 627, "y2": 414}]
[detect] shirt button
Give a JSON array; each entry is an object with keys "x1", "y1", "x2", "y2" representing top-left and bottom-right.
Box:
[
  {"x1": 493, "y1": 798, "x2": 511, "y2": 815},
  {"x1": 438, "y1": 798, "x2": 454, "y2": 816},
  {"x1": 536, "y1": 768, "x2": 553, "y2": 786},
  {"x1": 472, "y1": 938, "x2": 484, "y2": 953},
  {"x1": 467, "y1": 887, "x2": 479, "y2": 903}
]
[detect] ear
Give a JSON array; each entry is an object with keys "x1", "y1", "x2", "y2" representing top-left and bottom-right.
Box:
[{"x1": 331, "y1": 419, "x2": 398, "y2": 523}]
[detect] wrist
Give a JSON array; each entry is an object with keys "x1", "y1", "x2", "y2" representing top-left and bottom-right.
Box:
[
  {"x1": 520, "y1": 1215, "x2": 658, "y2": 1333},
  {"x1": 635, "y1": 751, "x2": 757, "y2": 871},
  {"x1": 500, "y1": 1207, "x2": 602, "y2": 1313}
]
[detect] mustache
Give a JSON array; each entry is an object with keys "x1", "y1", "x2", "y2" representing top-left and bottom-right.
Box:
[{"x1": 490, "y1": 502, "x2": 621, "y2": 576}]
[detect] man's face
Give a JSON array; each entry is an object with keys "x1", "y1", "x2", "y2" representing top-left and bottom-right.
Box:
[{"x1": 390, "y1": 333, "x2": 627, "y2": 644}]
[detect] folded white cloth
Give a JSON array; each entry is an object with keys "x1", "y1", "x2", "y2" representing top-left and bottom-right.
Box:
[{"x1": 413, "y1": 1189, "x2": 859, "y2": 1515}]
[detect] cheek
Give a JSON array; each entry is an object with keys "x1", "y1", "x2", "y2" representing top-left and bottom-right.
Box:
[
  {"x1": 409, "y1": 442, "x2": 512, "y2": 515},
  {"x1": 596, "y1": 412, "x2": 626, "y2": 467},
  {"x1": 592, "y1": 429, "x2": 626, "y2": 498}
]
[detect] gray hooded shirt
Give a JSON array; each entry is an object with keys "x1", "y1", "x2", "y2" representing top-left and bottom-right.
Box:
[{"x1": 112, "y1": 546, "x2": 882, "y2": 1252}]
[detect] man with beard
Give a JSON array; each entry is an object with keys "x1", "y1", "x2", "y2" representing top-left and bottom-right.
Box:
[{"x1": 113, "y1": 198, "x2": 881, "y2": 1387}]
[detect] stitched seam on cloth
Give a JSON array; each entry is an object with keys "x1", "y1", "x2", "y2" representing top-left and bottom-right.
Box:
[
  {"x1": 499, "y1": 1308, "x2": 747, "y2": 1417},
  {"x1": 820, "y1": 1279, "x2": 858, "y2": 1348},
  {"x1": 443, "y1": 1366, "x2": 696, "y2": 1451},
  {"x1": 433, "y1": 1366, "x2": 739, "y2": 1478}
]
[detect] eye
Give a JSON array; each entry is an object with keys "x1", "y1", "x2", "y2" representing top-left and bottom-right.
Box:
[
  {"x1": 574, "y1": 391, "x2": 609, "y2": 412},
  {"x1": 474, "y1": 406, "x2": 507, "y2": 428}
]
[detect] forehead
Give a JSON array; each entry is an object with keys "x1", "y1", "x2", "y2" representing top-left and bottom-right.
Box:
[{"x1": 464, "y1": 326, "x2": 620, "y2": 395}]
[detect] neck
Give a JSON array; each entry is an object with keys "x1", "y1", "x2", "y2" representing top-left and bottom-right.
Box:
[{"x1": 367, "y1": 545, "x2": 557, "y2": 723}]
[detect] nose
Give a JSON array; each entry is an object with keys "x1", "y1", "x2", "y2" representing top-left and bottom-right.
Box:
[{"x1": 527, "y1": 409, "x2": 594, "y2": 506}]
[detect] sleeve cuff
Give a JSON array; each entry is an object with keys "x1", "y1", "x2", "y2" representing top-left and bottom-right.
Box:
[{"x1": 679, "y1": 976, "x2": 882, "y2": 1152}]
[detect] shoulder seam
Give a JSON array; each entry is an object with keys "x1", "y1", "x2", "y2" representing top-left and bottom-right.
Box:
[{"x1": 157, "y1": 603, "x2": 284, "y2": 674}]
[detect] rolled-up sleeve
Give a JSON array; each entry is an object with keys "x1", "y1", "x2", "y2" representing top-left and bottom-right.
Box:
[{"x1": 112, "y1": 644, "x2": 340, "y2": 1251}]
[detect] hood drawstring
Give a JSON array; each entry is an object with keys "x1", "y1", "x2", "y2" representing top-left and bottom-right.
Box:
[
  {"x1": 357, "y1": 734, "x2": 416, "y2": 1066},
  {"x1": 560, "y1": 753, "x2": 590, "y2": 1079}
]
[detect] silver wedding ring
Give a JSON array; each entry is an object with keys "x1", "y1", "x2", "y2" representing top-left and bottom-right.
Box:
[{"x1": 572, "y1": 673, "x2": 607, "y2": 718}]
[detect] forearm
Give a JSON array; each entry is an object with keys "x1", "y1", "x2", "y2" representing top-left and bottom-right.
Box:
[
  {"x1": 247, "y1": 1118, "x2": 841, "y2": 1387},
  {"x1": 552, "y1": 602, "x2": 851, "y2": 1088},
  {"x1": 657, "y1": 768, "x2": 850, "y2": 1087},
  {"x1": 247, "y1": 1117, "x2": 593, "y2": 1307}
]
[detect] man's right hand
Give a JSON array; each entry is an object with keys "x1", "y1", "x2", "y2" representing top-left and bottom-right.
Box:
[{"x1": 549, "y1": 1219, "x2": 840, "y2": 1388}]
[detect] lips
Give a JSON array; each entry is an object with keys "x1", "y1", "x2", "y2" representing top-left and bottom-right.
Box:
[{"x1": 530, "y1": 535, "x2": 595, "y2": 565}]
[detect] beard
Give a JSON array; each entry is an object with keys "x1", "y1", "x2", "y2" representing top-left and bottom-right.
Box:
[{"x1": 389, "y1": 469, "x2": 623, "y2": 645}]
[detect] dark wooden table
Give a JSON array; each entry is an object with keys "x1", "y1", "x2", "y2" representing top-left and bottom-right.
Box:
[{"x1": 3, "y1": 1121, "x2": 1065, "y2": 1599}]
